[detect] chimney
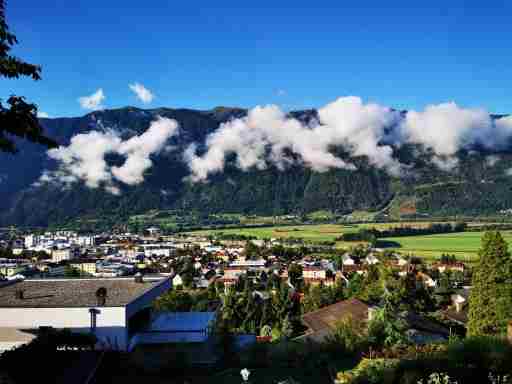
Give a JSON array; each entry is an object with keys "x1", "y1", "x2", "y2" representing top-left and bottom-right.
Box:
[
  {"x1": 15, "y1": 289, "x2": 24, "y2": 300},
  {"x1": 95, "y1": 287, "x2": 107, "y2": 306}
]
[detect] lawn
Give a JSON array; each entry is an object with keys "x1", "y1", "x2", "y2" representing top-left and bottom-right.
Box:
[
  {"x1": 188, "y1": 224, "x2": 358, "y2": 242},
  {"x1": 188, "y1": 222, "x2": 465, "y2": 243},
  {"x1": 378, "y1": 230, "x2": 512, "y2": 261},
  {"x1": 188, "y1": 223, "x2": 512, "y2": 262}
]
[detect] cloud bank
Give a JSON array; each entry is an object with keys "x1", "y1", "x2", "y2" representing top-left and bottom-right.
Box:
[
  {"x1": 40, "y1": 117, "x2": 178, "y2": 194},
  {"x1": 78, "y1": 88, "x2": 106, "y2": 110},
  {"x1": 185, "y1": 97, "x2": 512, "y2": 182},
  {"x1": 129, "y1": 82, "x2": 155, "y2": 104},
  {"x1": 37, "y1": 111, "x2": 49, "y2": 118}
]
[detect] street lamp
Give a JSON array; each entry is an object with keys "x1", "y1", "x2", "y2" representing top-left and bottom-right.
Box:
[{"x1": 240, "y1": 368, "x2": 250, "y2": 382}]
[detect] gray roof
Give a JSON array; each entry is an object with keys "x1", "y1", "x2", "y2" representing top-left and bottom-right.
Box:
[
  {"x1": 149, "y1": 312, "x2": 216, "y2": 332},
  {"x1": 0, "y1": 278, "x2": 168, "y2": 308}
]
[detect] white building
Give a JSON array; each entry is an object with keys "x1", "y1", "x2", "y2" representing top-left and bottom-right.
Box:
[
  {"x1": 142, "y1": 244, "x2": 175, "y2": 258},
  {"x1": 75, "y1": 235, "x2": 96, "y2": 247},
  {"x1": 51, "y1": 247, "x2": 79, "y2": 263},
  {"x1": 0, "y1": 276, "x2": 171, "y2": 352},
  {"x1": 24, "y1": 234, "x2": 39, "y2": 248}
]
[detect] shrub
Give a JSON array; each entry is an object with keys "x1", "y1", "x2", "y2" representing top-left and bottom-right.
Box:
[
  {"x1": 336, "y1": 358, "x2": 399, "y2": 384},
  {"x1": 325, "y1": 316, "x2": 366, "y2": 355}
]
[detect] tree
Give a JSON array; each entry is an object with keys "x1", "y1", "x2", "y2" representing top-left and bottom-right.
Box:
[
  {"x1": 287, "y1": 263, "x2": 303, "y2": 287},
  {"x1": 281, "y1": 314, "x2": 293, "y2": 340},
  {"x1": 367, "y1": 297, "x2": 408, "y2": 349},
  {"x1": 0, "y1": 0, "x2": 57, "y2": 153},
  {"x1": 468, "y1": 231, "x2": 512, "y2": 336},
  {"x1": 154, "y1": 289, "x2": 193, "y2": 312}
]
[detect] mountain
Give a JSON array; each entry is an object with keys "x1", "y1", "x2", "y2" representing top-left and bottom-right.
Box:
[{"x1": 1, "y1": 106, "x2": 512, "y2": 228}]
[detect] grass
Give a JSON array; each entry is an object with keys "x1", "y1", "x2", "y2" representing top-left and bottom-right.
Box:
[
  {"x1": 188, "y1": 224, "x2": 355, "y2": 242},
  {"x1": 379, "y1": 230, "x2": 512, "y2": 261},
  {"x1": 188, "y1": 223, "x2": 512, "y2": 262}
]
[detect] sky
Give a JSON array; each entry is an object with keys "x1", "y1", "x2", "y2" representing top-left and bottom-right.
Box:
[{"x1": 2, "y1": 0, "x2": 512, "y2": 117}]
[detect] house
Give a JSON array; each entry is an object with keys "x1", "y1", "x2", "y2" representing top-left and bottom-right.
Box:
[
  {"x1": 51, "y1": 247, "x2": 79, "y2": 263},
  {"x1": 302, "y1": 266, "x2": 326, "y2": 279},
  {"x1": 432, "y1": 262, "x2": 465, "y2": 273},
  {"x1": 0, "y1": 276, "x2": 171, "y2": 352},
  {"x1": 300, "y1": 298, "x2": 371, "y2": 342},
  {"x1": 417, "y1": 272, "x2": 436, "y2": 288},
  {"x1": 302, "y1": 266, "x2": 334, "y2": 286},
  {"x1": 342, "y1": 254, "x2": 355, "y2": 265},
  {"x1": 365, "y1": 253, "x2": 380, "y2": 265},
  {"x1": 442, "y1": 288, "x2": 471, "y2": 326},
  {"x1": 223, "y1": 266, "x2": 246, "y2": 280},
  {"x1": 69, "y1": 260, "x2": 98, "y2": 276},
  {"x1": 300, "y1": 298, "x2": 449, "y2": 344}
]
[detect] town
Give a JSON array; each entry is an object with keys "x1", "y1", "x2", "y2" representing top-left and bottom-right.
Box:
[
  {"x1": 2, "y1": 0, "x2": 512, "y2": 382},
  {"x1": 2, "y1": 223, "x2": 509, "y2": 383}
]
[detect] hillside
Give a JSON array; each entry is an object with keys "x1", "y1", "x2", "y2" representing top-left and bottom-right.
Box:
[{"x1": 1, "y1": 106, "x2": 512, "y2": 228}]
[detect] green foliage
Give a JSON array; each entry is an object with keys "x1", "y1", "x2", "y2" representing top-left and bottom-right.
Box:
[
  {"x1": 281, "y1": 314, "x2": 294, "y2": 340},
  {"x1": 468, "y1": 231, "x2": 512, "y2": 336},
  {"x1": 0, "y1": 1, "x2": 56, "y2": 153},
  {"x1": 287, "y1": 263, "x2": 303, "y2": 287},
  {"x1": 367, "y1": 305, "x2": 409, "y2": 349},
  {"x1": 325, "y1": 316, "x2": 366, "y2": 355},
  {"x1": 336, "y1": 358, "x2": 400, "y2": 384},
  {"x1": 154, "y1": 289, "x2": 194, "y2": 312},
  {"x1": 393, "y1": 337, "x2": 512, "y2": 384}
]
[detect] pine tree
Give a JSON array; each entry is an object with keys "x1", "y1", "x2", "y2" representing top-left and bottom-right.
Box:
[{"x1": 468, "y1": 231, "x2": 512, "y2": 336}]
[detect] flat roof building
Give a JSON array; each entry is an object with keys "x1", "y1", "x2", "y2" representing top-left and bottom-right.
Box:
[{"x1": 0, "y1": 276, "x2": 171, "y2": 352}]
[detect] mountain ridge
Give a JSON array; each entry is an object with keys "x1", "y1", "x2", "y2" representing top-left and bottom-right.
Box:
[{"x1": 1, "y1": 106, "x2": 512, "y2": 228}]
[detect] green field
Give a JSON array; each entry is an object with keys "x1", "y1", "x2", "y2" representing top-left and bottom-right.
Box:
[
  {"x1": 379, "y1": 230, "x2": 512, "y2": 261},
  {"x1": 188, "y1": 224, "x2": 356, "y2": 242},
  {"x1": 188, "y1": 223, "x2": 512, "y2": 262}
]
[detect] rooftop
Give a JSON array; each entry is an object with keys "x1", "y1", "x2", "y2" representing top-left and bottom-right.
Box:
[
  {"x1": 302, "y1": 298, "x2": 370, "y2": 333},
  {"x1": 0, "y1": 277, "x2": 168, "y2": 308}
]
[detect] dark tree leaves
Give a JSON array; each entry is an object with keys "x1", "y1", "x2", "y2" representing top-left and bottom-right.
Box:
[{"x1": 0, "y1": 0, "x2": 57, "y2": 153}]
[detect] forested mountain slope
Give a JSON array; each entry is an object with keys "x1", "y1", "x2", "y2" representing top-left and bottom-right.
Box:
[{"x1": 1, "y1": 106, "x2": 511, "y2": 227}]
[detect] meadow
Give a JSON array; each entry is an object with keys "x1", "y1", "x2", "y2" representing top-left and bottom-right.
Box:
[
  {"x1": 188, "y1": 223, "x2": 512, "y2": 262},
  {"x1": 379, "y1": 230, "x2": 512, "y2": 261}
]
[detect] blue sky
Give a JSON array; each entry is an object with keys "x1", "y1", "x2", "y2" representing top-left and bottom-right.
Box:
[{"x1": 3, "y1": 0, "x2": 512, "y2": 117}]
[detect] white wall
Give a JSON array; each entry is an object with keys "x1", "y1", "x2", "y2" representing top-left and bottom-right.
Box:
[{"x1": 0, "y1": 307, "x2": 128, "y2": 350}]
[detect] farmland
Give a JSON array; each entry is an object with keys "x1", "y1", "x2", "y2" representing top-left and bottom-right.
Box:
[
  {"x1": 188, "y1": 223, "x2": 512, "y2": 262},
  {"x1": 378, "y1": 230, "x2": 512, "y2": 261}
]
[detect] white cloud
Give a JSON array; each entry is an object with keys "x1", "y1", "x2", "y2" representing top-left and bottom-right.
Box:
[
  {"x1": 400, "y1": 102, "x2": 492, "y2": 157},
  {"x1": 129, "y1": 82, "x2": 154, "y2": 104},
  {"x1": 276, "y1": 89, "x2": 287, "y2": 97},
  {"x1": 185, "y1": 97, "x2": 401, "y2": 182},
  {"x1": 41, "y1": 117, "x2": 178, "y2": 193},
  {"x1": 185, "y1": 97, "x2": 512, "y2": 181},
  {"x1": 78, "y1": 88, "x2": 106, "y2": 110},
  {"x1": 37, "y1": 111, "x2": 49, "y2": 118}
]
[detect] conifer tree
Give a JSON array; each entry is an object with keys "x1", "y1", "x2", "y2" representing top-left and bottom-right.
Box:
[{"x1": 468, "y1": 231, "x2": 512, "y2": 336}]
